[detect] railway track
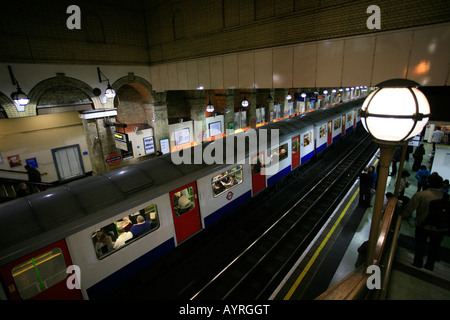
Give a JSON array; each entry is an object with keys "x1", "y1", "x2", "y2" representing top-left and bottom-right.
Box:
[
  {"x1": 99, "y1": 128, "x2": 377, "y2": 300},
  {"x1": 190, "y1": 134, "x2": 378, "y2": 300}
]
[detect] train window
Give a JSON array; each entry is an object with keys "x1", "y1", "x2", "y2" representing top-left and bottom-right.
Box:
[
  {"x1": 270, "y1": 143, "x2": 288, "y2": 165},
  {"x1": 11, "y1": 248, "x2": 67, "y2": 300},
  {"x1": 292, "y1": 137, "x2": 299, "y2": 153},
  {"x1": 303, "y1": 132, "x2": 312, "y2": 147},
  {"x1": 347, "y1": 112, "x2": 353, "y2": 123},
  {"x1": 212, "y1": 165, "x2": 243, "y2": 197},
  {"x1": 320, "y1": 124, "x2": 326, "y2": 138},
  {"x1": 92, "y1": 204, "x2": 160, "y2": 259},
  {"x1": 173, "y1": 187, "x2": 196, "y2": 216},
  {"x1": 334, "y1": 118, "x2": 341, "y2": 130}
]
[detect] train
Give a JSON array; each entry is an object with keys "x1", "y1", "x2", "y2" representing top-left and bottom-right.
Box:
[{"x1": 0, "y1": 97, "x2": 365, "y2": 300}]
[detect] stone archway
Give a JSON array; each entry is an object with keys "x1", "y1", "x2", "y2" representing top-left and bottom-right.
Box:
[
  {"x1": 27, "y1": 73, "x2": 100, "y2": 116},
  {"x1": 0, "y1": 91, "x2": 18, "y2": 118}
]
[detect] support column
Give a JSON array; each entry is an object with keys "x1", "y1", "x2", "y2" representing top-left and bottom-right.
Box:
[
  {"x1": 189, "y1": 90, "x2": 207, "y2": 145},
  {"x1": 146, "y1": 91, "x2": 169, "y2": 153}
]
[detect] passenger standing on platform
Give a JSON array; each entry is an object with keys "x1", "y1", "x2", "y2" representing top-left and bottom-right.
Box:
[
  {"x1": 443, "y1": 179, "x2": 449, "y2": 194},
  {"x1": 358, "y1": 167, "x2": 373, "y2": 208},
  {"x1": 398, "y1": 170, "x2": 411, "y2": 198},
  {"x1": 401, "y1": 174, "x2": 445, "y2": 271},
  {"x1": 412, "y1": 144, "x2": 425, "y2": 172},
  {"x1": 368, "y1": 165, "x2": 377, "y2": 191},
  {"x1": 415, "y1": 165, "x2": 430, "y2": 192},
  {"x1": 390, "y1": 146, "x2": 402, "y2": 177},
  {"x1": 431, "y1": 126, "x2": 444, "y2": 151}
]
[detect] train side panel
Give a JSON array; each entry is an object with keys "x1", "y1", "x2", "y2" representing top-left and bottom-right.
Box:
[
  {"x1": 66, "y1": 193, "x2": 175, "y2": 300},
  {"x1": 197, "y1": 164, "x2": 252, "y2": 228},
  {"x1": 300, "y1": 125, "x2": 315, "y2": 164}
]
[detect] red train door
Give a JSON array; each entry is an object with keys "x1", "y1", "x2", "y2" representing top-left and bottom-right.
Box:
[
  {"x1": 170, "y1": 182, "x2": 202, "y2": 243},
  {"x1": 251, "y1": 153, "x2": 266, "y2": 195},
  {"x1": 291, "y1": 136, "x2": 300, "y2": 170},
  {"x1": 0, "y1": 239, "x2": 83, "y2": 300},
  {"x1": 341, "y1": 115, "x2": 346, "y2": 136},
  {"x1": 327, "y1": 121, "x2": 332, "y2": 145}
]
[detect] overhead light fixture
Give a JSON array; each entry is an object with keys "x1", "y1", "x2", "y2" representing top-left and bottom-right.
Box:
[
  {"x1": 241, "y1": 97, "x2": 249, "y2": 108},
  {"x1": 8, "y1": 65, "x2": 30, "y2": 112},
  {"x1": 97, "y1": 67, "x2": 116, "y2": 99},
  {"x1": 286, "y1": 92, "x2": 292, "y2": 100},
  {"x1": 206, "y1": 90, "x2": 214, "y2": 112}
]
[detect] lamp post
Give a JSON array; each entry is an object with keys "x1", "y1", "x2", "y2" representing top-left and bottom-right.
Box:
[{"x1": 360, "y1": 79, "x2": 430, "y2": 267}]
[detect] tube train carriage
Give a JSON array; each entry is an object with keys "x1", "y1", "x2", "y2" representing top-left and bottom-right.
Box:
[{"x1": 0, "y1": 98, "x2": 364, "y2": 300}]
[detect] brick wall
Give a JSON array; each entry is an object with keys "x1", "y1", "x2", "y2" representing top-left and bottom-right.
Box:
[{"x1": 0, "y1": 0, "x2": 448, "y2": 66}]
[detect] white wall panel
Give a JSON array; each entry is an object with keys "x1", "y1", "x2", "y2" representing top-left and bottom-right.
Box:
[
  {"x1": 167, "y1": 62, "x2": 178, "y2": 90},
  {"x1": 149, "y1": 65, "x2": 161, "y2": 91},
  {"x1": 407, "y1": 25, "x2": 450, "y2": 86},
  {"x1": 197, "y1": 58, "x2": 211, "y2": 89},
  {"x1": 254, "y1": 49, "x2": 273, "y2": 89},
  {"x1": 273, "y1": 47, "x2": 293, "y2": 88},
  {"x1": 342, "y1": 36, "x2": 375, "y2": 87},
  {"x1": 159, "y1": 64, "x2": 169, "y2": 91},
  {"x1": 316, "y1": 40, "x2": 344, "y2": 87},
  {"x1": 223, "y1": 54, "x2": 239, "y2": 89},
  {"x1": 371, "y1": 30, "x2": 413, "y2": 85},
  {"x1": 293, "y1": 43, "x2": 316, "y2": 88},
  {"x1": 186, "y1": 60, "x2": 199, "y2": 89},
  {"x1": 210, "y1": 56, "x2": 224, "y2": 89},
  {"x1": 176, "y1": 61, "x2": 188, "y2": 90},
  {"x1": 238, "y1": 52, "x2": 255, "y2": 89}
]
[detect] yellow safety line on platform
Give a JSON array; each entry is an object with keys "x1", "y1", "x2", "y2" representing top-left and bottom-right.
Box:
[{"x1": 283, "y1": 187, "x2": 360, "y2": 300}]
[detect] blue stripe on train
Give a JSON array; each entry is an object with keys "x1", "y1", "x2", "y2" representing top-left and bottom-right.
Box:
[
  {"x1": 87, "y1": 237, "x2": 175, "y2": 300},
  {"x1": 204, "y1": 190, "x2": 252, "y2": 227},
  {"x1": 267, "y1": 165, "x2": 291, "y2": 187},
  {"x1": 301, "y1": 150, "x2": 315, "y2": 164},
  {"x1": 316, "y1": 142, "x2": 327, "y2": 154}
]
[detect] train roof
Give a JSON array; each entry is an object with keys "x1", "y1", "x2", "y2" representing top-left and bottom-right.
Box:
[{"x1": 0, "y1": 97, "x2": 365, "y2": 265}]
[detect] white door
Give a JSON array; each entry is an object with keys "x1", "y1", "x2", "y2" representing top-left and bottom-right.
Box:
[{"x1": 52, "y1": 145, "x2": 85, "y2": 181}]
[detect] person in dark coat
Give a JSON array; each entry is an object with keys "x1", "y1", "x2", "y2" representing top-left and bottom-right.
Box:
[
  {"x1": 25, "y1": 165, "x2": 41, "y2": 183},
  {"x1": 390, "y1": 146, "x2": 402, "y2": 177},
  {"x1": 359, "y1": 167, "x2": 373, "y2": 208},
  {"x1": 412, "y1": 144, "x2": 425, "y2": 172}
]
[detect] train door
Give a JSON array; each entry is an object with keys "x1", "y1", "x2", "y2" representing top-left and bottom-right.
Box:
[
  {"x1": 0, "y1": 239, "x2": 82, "y2": 300},
  {"x1": 341, "y1": 115, "x2": 346, "y2": 136},
  {"x1": 327, "y1": 121, "x2": 332, "y2": 145},
  {"x1": 354, "y1": 110, "x2": 357, "y2": 127},
  {"x1": 251, "y1": 153, "x2": 266, "y2": 195},
  {"x1": 170, "y1": 182, "x2": 202, "y2": 243},
  {"x1": 291, "y1": 135, "x2": 300, "y2": 170}
]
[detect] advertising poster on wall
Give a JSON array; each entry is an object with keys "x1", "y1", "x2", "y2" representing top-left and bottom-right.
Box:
[{"x1": 8, "y1": 155, "x2": 21, "y2": 167}]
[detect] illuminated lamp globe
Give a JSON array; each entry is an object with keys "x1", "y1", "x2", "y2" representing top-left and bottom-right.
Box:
[
  {"x1": 11, "y1": 88, "x2": 30, "y2": 112},
  {"x1": 206, "y1": 101, "x2": 214, "y2": 113},
  {"x1": 241, "y1": 98, "x2": 249, "y2": 108},
  {"x1": 360, "y1": 79, "x2": 430, "y2": 142},
  {"x1": 105, "y1": 83, "x2": 116, "y2": 98}
]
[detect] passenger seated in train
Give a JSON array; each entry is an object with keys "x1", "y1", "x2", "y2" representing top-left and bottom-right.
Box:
[
  {"x1": 213, "y1": 174, "x2": 226, "y2": 195},
  {"x1": 113, "y1": 228, "x2": 133, "y2": 250},
  {"x1": 175, "y1": 196, "x2": 194, "y2": 215},
  {"x1": 130, "y1": 215, "x2": 152, "y2": 238},
  {"x1": 94, "y1": 231, "x2": 113, "y2": 256},
  {"x1": 116, "y1": 216, "x2": 132, "y2": 231}
]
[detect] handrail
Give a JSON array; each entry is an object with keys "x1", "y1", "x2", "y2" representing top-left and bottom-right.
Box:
[
  {"x1": 379, "y1": 214, "x2": 402, "y2": 300},
  {"x1": 316, "y1": 197, "x2": 398, "y2": 300}
]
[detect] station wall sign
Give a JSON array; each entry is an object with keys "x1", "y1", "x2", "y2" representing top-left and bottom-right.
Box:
[{"x1": 106, "y1": 153, "x2": 121, "y2": 166}]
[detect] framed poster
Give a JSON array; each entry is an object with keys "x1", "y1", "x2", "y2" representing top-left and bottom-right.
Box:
[
  {"x1": 8, "y1": 155, "x2": 21, "y2": 167},
  {"x1": 160, "y1": 138, "x2": 170, "y2": 154}
]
